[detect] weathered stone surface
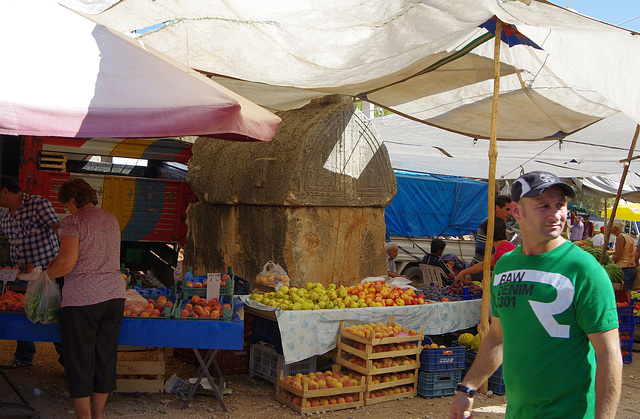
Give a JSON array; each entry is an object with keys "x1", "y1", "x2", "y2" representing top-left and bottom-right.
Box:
[
  {"x1": 185, "y1": 95, "x2": 396, "y2": 287},
  {"x1": 188, "y1": 96, "x2": 396, "y2": 207},
  {"x1": 183, "y1": 203, "x2": 386, "y2": 287}
]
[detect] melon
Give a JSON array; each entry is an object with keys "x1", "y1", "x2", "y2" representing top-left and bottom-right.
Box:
[{"x1": 604, "y1": 264, "x2": 623, "y2": 283}]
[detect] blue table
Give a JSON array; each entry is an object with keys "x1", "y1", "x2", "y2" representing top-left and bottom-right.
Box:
[{"x1": 0, "y1": 312, "x2": 244, "y2": 411}]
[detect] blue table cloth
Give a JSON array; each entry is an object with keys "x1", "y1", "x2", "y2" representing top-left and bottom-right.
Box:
[{"x1": 0, "y1": 312, "x2": 243, "y2": 350}]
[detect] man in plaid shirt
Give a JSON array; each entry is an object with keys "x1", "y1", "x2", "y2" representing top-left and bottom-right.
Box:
[{"x1": 0, "y1": 176, "x2": 60, "y2": 368}]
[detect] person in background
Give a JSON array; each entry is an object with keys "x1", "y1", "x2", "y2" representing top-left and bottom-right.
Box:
[
  {"x1": 582, "y1": 215, "x2": 595, "y2": 239},
  {"x1": 611, "y1": 217, "x2": 636, "y2": 298},
  {"x1": 454, "y1": 239, "x2": 516, "y2": 283},
  {"x1": 591, "y1": 226, "x2": 605, "y2": 247},
  {"x1": 450, "y1": 170, "x2": 621, "y2": 419},
  {"x1": 45, "y1": 178, "x2": 126, "y2": 419},
  {"x1": 385, "y1": 242, "x2": 407, "y2": 278},
  {"x1": 441, "y1": 253, "x2": 468, "y2": 277},
  {"x1": 569, "y1": 211, "x2": 585, "y2": 242},
  {"x1": 471, "y1": 195, "x2": 512, "y2": 266},
  {"x1": 421, "y1": 239, "x2": 455, "y2": 285},
  {"x1": 0, "y1": 175, "x2": 61, "y2": 369}
]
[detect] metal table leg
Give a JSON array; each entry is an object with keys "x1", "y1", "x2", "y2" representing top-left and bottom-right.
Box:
[
  {"x1": 181, "y1": 348, "x2": 227, "y2": 411},
  {"x1": 0, "y1": 368, "x2": 40, "y2": 418}
]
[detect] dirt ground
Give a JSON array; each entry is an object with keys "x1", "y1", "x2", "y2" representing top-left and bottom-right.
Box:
[{"x1": 0, "y1": 339, "x2": 639, "y2": 419}]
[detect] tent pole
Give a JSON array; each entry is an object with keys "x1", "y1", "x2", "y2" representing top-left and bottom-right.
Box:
[
  {"x1": 601, "y1": 124, "x2": 640, "y2": 264},
  {"x1": 478, "y1": 18, "x2": 502, "y2": 393}
]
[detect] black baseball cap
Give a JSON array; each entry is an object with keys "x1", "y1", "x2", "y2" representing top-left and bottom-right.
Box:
[{"x1": 511, "y1": 171, "x2": 575, "y2": 202}]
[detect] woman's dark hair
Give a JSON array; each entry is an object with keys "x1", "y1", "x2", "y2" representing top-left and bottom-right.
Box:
[{"x1": 58, "y1": 178, "x2": 98, "y2": 208}]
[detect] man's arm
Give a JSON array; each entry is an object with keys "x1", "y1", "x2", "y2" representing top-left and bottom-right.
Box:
[
  {"x1": 588, "y1": 329, "x2": 622, "y2": 419},
  {"x1": 449, "y1": 316, "x2": 504, "y2": 418},
  {"x1": 455, "y1": 262, "x2": 483, "y2": 282}
]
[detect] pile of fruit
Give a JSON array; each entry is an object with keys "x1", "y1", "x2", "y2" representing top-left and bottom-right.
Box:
[
  {"x1": 457, "y1": 332, "x2": 482, "y2": 352},
  {"x1": 574, "y1": 242, "x2": 622, "y2": 283},
  {"x1": 630, "y1": 291, "x2": 640, "y2": 316},
  {"x1": 279, "y1": 390, "x2": 359, "y2": 407},
  {"x1": 249, "y1": 281, "x2": 431, "y2": 310},
  {"x1": 369, "y1": 385, "x2": 415, "y2": 399},
  {"x1": 185, "y1": 273, "x2": 230, "y2": 289},
  {"x1": 344, "y1": 322, "x2": 420, "y2": 339},
  {"x1": 0, "y1": 290, "x2": 25, "y2": 311},
  {"x1": 446, "y1": 281, "x2": 482, "y2": 297},
  {"x1": 350, "y1": 341, "x2": 419, "y2": 353},
  {"x1": 281, "y1": 371, "x2": 359, "y2": 390},
  {"x1": 124, "y1": 295, "x2": 173, "y2": 317},
  {"x1": 347, "y1": 354, "x2": 415, "y2": 369},
  {"x1": 415, "y1": 286, "x2": 463, "y2": 302},
  {"x1": 369, "y1": 371, "x2": 415, "y2": 385},
  {"x1": 178, "y1": 295, "x2": 231, "y2": 319}
]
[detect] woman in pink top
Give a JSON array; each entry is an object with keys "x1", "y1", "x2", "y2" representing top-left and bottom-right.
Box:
[{"x1": 46, "y1": 178, "x2": 126, "y2": 419}]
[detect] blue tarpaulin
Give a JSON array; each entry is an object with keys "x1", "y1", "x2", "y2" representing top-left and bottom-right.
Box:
[{"x1": 385, "y1": 171, "x2": 488, "y2": 238}]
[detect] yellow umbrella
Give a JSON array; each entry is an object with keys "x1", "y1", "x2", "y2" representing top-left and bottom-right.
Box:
[{"x1": 601, "y1": 203, "x2": 640, "y2": 222}]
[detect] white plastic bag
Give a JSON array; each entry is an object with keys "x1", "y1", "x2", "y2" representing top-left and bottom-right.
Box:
[
  {"x1": 25, "y1": 271, "x2": 61, "y2": 324},
  {"x1": 255, "y1": 261, "x2": 290, "y2": 287}
]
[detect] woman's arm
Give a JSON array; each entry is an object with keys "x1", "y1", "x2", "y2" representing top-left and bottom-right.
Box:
[
  {"x1": 611, "y1": 235, "x2": 624, "y2": 264},
  {"x1": 47, "y1": 236, "x2": 79, "y2": 278}
]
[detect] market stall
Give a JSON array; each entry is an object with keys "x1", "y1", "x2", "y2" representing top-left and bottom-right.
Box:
[
  {"x1": 242, "y1": 296, "x2": 481, "y2": 364},
  {"x1": 0, "y1": 311, "x2": 243, "y2": 410}
]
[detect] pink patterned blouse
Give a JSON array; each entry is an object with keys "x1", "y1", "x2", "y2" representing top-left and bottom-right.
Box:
[{"x1": 59, "y1": 207, "x2": 126, "y2": 307}]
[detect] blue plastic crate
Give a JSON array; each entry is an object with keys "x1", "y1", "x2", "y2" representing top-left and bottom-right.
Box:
[
  {"x1": 457, "y1": 342, "x2": 505, "y2": 395},
  {"x1": 173, "y1": 294, "x2": 233, "y2": 321},
  {"x1": 622, "y1": 352, "x2": 633, "y2": 364},
  {"x1": 618, "y1": 305, "x2": 634, "y2": 324},
  {"x1": 618, "y1": 320, "x2": 636, "y2": 333},
  {"x1": 635, "y1": 316, "x2": 640, "y2": 326},
  {"x1": 620, "y1": 334, "x2": 633, "y2": 349},
  {"x1": 420, "y1": 338, "x2": 466, "y2": 372},
  {"x1": 251, "y1": 315, "x2": 283, "y2": 355},
  {"x1": 488, "y1": 370, "x2": 506, "y2": 395},
  {"x1": 417, "y1": 370, "x2": 461, "y2": 398}
]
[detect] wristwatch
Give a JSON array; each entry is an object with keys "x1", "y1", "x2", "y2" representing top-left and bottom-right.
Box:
[{"x1": 456, "y1": 383, "x2": 476, "y2": 398}]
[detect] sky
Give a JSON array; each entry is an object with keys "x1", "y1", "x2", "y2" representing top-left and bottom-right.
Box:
[{"x1": 549, "y1": 0, "x2": 640, "y2": 32}]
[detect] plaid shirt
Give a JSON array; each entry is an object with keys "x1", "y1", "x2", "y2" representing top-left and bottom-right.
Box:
[{"x1": 0, "y1": 194, "x2": 60, "y2": 269}]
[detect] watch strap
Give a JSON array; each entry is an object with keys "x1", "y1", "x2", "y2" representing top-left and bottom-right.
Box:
[{"x1": 456, "y1": 383, "x2": 476, "y2": 398}]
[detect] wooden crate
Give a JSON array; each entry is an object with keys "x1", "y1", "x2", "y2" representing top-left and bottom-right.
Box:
[
  {"x1": 338, "y1": 318, "x2": 424, "y2": 347},
  {"x1": 275, "y1": 365, "x2": 365, "y2": 414},
  {"x1": 336, "y1": 348, "x2": 420, "y2": 376},
  {"x1": 115, "y1": 347, "x2": 165, "y2": 394},
  {"x1": 39, "y1": 152, "x2": 67, "y2": 171},
  {"x1": 365, "y1": 387, "x2": 417, "y2": 405},
  {"x1": 365, "y1": 368, "x2": 419, "y2": 391}
]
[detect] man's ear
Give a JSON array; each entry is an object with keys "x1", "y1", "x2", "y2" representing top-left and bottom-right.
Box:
[{"x1": 510, "y1": 201, "x2": 522, "y2": 221}]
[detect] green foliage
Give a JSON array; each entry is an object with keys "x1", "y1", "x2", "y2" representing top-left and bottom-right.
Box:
[
  {"x1": 570, "y1": 188, "x2": 604, "y2": 216},
  {"x1": 353, "y1": 99, "x2": 393, "y2": 118}
]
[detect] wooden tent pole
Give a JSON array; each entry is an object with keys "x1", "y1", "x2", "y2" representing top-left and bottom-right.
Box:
[
  {"x1": 477, "y1": 19, "x2": 502, "y2": 393},
  {"x1": 601, "y1": 124, "x2": 640, "y2": 263}
]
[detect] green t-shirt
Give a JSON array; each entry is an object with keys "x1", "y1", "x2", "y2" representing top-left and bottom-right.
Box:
[{"x1": 491, "y1": 241, "x2": 618, "y2": 418}]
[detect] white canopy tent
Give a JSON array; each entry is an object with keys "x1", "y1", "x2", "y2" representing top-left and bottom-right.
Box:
[
  {"x1": 61, "y1": 0, "x2": 640, "y2": 148},
  {"x1": 372, "y1": 111, "x2": 640, "y2": 191}
]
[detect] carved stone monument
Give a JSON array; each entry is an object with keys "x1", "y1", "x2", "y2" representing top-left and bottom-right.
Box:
[{"x1": 185, "y1": 96, "x2": 396, "y2": 287}]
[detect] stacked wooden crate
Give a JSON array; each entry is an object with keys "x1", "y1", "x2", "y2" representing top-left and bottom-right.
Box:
[{"x1": 335, "y1": 317, "x2": 423, "y2": 405}]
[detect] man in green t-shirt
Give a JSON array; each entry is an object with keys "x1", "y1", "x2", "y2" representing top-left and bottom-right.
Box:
[{"x1": 450, "y1": 171, "x2": 622, "y2": 419}]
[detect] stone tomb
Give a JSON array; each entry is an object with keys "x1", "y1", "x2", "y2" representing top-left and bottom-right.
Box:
[{"x1": 185, "y1": 96, "x2": 396, "y2": 287}]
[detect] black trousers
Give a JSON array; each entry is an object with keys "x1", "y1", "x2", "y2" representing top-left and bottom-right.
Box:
[{"x1": 60, "y1": 299, "x2": 124, "y2": 398}]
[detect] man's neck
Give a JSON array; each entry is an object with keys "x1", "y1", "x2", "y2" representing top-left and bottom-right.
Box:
[
  {"x1": 8, "y1": 192, "x2": 23, "y2": 215},
  {"x1": 521, "y1": 236, "x2": 566, "y2": 256}
]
